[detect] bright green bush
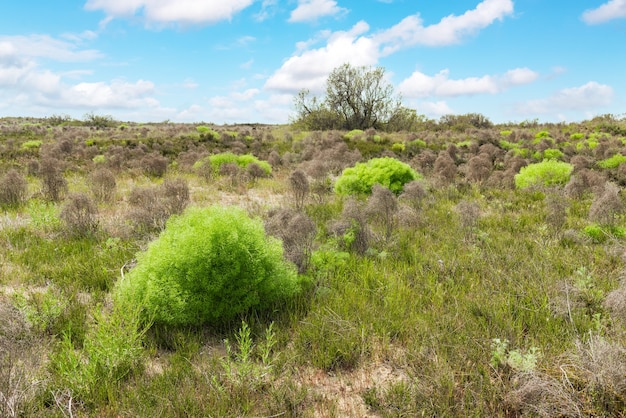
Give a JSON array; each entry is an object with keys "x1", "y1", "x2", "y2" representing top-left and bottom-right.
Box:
[
  {"x1": 193, "y1": 153, "x2": 272, "y2": 177},
  {"x1": 514, "y1": 160, "x2": 573, "y2": 189},
  {"x1": 334, "y1": 157, "x2": 420, "y2": 195},
  {"x1": 598, "y1": 154, "x2": 626, "y2": 169},
  {"x1": 115, "y1": 205, "x2": 300, "y2": 326},
  {"x1": 543, "y1": 148, "x2": 564, "y2": 160}
]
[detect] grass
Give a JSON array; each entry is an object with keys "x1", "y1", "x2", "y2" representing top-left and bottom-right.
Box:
[{"x1": 1, "y1": 117, "x2": 626, "y2": 416}]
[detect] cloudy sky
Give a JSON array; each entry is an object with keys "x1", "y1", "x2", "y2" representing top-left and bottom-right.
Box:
[{"x1": 0, "y1": 0, "x2": 624, "y2": 124}]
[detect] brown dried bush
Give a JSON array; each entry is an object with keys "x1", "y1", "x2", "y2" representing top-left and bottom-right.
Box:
[
  {"x1": 289, "y1": 169, "x2": 309, "y2": 211},
  {"x1": 247, "y1": 162, "x2": 267, "y2": 184},
  {"x1": 467, "y1": 153, "x2": 492, "y2": 183},
  {"x1": 576, "y1": 335, "x2": 626, "y2": 414},
  {"x1": 219, "y1": 162, "x2": 241, "y2": 186},
  {"x1": 161, "y1": 177, "x2": 190, "y2": 216},
  {"x1": 267, "y1": 150, "x2": 282, "y2": 167},
  {"x1": 413, "y1": 149, "x2": 437, "y2": 174},
  {"x1": 604, "y1": 280, "x2": 626, "y2": 324},
  {"x1": 545, "y1": 191, "x2": 569, "y2": 230},
  {"x1": 141, "y1": 153, "x2": 168, "y2": 177},
  {"x1": 330, "y1": 198, "x2": 371, "y2": 255},
  {"x1": 60, "y1": 192, "x2": 99, "y2": 236},
  {"x1": 0, "y1": 169, "x2": 28, "y2": 207},
  {"x1": 588, "y1": 182, "x2": 624, "y2": 225},
  {"x1": 366, "y1": 184, "x2": 398, "y2": 242},
  {"x1": 455, "y1": 200, "x2": 480, "y2": 233},
  {"x1": 564, "y1": 169, "x2": 606, "y2": 198},
  {"x1": 504, "y1": 372, "x2": 582, "y2": 418},
  {"x1": 433, "y1": 150, "x2": 457, "y2": 185},
  {"x1": 265, "y1": 208, "x2": 316, "y2": 273},
  {"x1": 89, "y1": 167, "x2": 117, "y2": 203},
  {"x1": 39, "y1": 157, "x2": 67, "y2": 201},
  {"x1": 399, "y1": 179, "x2": 427, "y2": 210}
]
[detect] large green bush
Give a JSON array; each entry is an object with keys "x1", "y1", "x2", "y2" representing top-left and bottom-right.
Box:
[
  {"x1": 115, "y1": 205, "x2": 300, "y2": 326},
  {"x1": 334, "y1": 157, "x2": 420, "y2": 195},
  {"x1": 514, "y1": 160, "x2": 573, "y2": 189}
]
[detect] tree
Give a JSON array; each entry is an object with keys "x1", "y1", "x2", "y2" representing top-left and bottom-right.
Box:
[{"x1": 292, "y1": 63, "x2": 406, "y2": 131}]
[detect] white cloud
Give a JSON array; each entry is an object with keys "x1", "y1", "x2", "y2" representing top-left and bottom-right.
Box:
[
  {"x1": 414, "y1": 100, "x2": 454, "y2": 118},
  {"x1": 376, "y1": 0, "x2": 513, "y2": 54},
  {"x1": 265, "y1": 21, "x2": 378, "y2": 93},
  {"x1": 0, "y1": 35, "x2": 102, "y2": 62},
  {"x1": 289, "y1": 0, "x2": 348, "y2": 23},
  {"x1": 582, "y1": 0, "x2": 626, "y2": 24},
  {"x1": 399, "y1": 67, "x2": 538, "y2": 98},
  {"x1": 266, "y1": 0, "x2": 514, "y2": 93},
  {"x1": 516, "y1": 82, "x2": 614, "y2": 115},
  {"x1": 84, "y1": 0, "x2": 255, "y2": 25}
]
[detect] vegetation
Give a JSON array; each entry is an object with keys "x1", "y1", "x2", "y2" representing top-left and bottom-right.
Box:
[
  {"x1": 115, "y1": 205, "x2": 301, "y2": 326},
  {"x1": 335, "y1": 157, "x2": 420, "y2": 195},
  {"x1": 2, "y1": 113, "x2": 626, "y2": 416},
  {"x1": 293, "y1": 64, "x2": 410, "y2": 131}
]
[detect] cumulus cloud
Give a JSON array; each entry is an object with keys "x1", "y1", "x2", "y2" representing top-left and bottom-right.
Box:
[
  {"x1": 399, "y1": 67, "x2": 538, "y2": 98},
  {"x1": 265, "y1": 0, "x2": 514, "y2": 93},
  {"x1": 375, "y1": 0, "x2": 513, "y2": 54},
  {"x1": 289, "y1": 0, "x2": 348, "y2": 23},
  {"x1": 265, "y1": 21, "x2": 378, "y2": 93},
  {"x1": 582, "y1": 0, "x2": 626, "y2": 24},
  {"x1": 516, "y1": 82, "x2": 614, "y2": 115},
  {"x1": 84, "y1": 0, "x2": 255, "y2": 25},
  {"x1": 414, "y1": 100, "x2": 454, "y2": 118},
  {"x1": 0, "y1": 35, "x2": 102, "y2": 62}
]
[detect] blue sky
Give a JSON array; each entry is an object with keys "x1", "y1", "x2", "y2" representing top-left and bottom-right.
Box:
[{"x1": 0, "y1": 0, "x2": 624, "y2": 124}]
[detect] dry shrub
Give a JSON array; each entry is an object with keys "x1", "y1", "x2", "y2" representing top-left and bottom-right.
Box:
[
  {"x1": 564, "y1": 169, "x2": 606, "y2": 198},
  {"x1": 89, "y1": 167, "x2": 117, "y2": 203},
  {"x1": 545, "y1": 191, "x2": 569, "y2": 230},
  {"x1": 504, "y1": 371, "x2": 582, "y2": 418},
  {"x1": 399, "y1": 179, "x2": 427, "y2": 210},
  {"x1": 433, "y1": 150, "x2": 457, "y2": 185},
  {"x1": 413, "y1": 149, "x2": 437, "y2": 174},
  {"x1": 604, "y1": 281, "x2": 626, "y2": 324},
  {"x1": 219, "y1": 162, "x2": 241, "y2": 186},
  {"x1": 576, "y1": 335, "x2": 626, "y2": 413},
  {"x1": 161, "y1": 177, "x2": 190, "y2": 216},
  {"x1": 588, "y1": 182, "x2": 624, "y2": 225},
  {"x1": 60, "y1": 192, "x2": 99, "y2": 236},
  {"x1": 141, "y1": 153, "x2": 168, "y2": 177},
  {"x1": 267, "y1": 150, "x2": 282, "y2": 167},
  {"x1": 27, "y1": 160, "x2": 39, "y2": 176},
  {"x1": 0, "y1": 169, "x2": 28, "y2": 207},
  {"x1": 330, "y1": 198, "x2": 371, "y2": 255},
  {"x1": 39, "y1": 157, "x2": 67, "y2": 201},
  {"x1": 127, "y1": 179, "x2": 189, "y2": 233},
  {"x1": 455, "y1": 200, "x2": 480, "y2": 233},
  {"x1": 247, "y1": 162, "x2": 267, "y2": 184},
  {"x1": 467, "y1": 153, "x2": 492, "y2": 183},
  {"x1": 265, "y1": 208, "x2": 316, "y2": 273},
  {"x1": 570, "y1": 155, "x2": 592, "y2": 172},
  {"x1": 289, "y1": 169, "x2": 309, "y2": 211},
  {"x1": 366, "y1": 184, "x2": 398, "y2": 242}
]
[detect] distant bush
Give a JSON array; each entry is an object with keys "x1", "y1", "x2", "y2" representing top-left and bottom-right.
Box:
[
  {"x1": 334, "y1": 157, "x2": 419, "y2": 196},
  {"x1": 39, "y1": 157, "x2": 67, "y2": 201},
  {"x1": 514, "y1": 160, "x2": 573, "y2": 189},
  {"x1": 543, "y1": 148, "x2": 564, "y2": 160},
  {"x1": 194, "y1": 153, "x2": 271, "y2": 177},
  {"x1": 0, "y1": 169, "x2": 28, "y2": 207},
  {"x1": 89, "y1": 168, "x2": 116, "y2": 203},
  {"x1": 60, "y1": 193, "x2": 99, "y2": 237},
  {"x1": 115, "y1": 205, "x2": 301, "y2": 326},
  {"x1": 140, "y1": 153, "x2": 168, "y2": 177},
  {"x1": 127, "y1": 179, "x2": 189, "y2": 234},
  {"x1": 598, "y1": 154, "x2": 626, "y2": 169}
]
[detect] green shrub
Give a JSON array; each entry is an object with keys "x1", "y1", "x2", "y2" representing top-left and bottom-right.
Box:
[
  {"x1": 194, "y1": 153, "x2": 272, "y2": 177},
  {"x1": 543, "y1": 148, "x2": 564, "y2": 160},
  {"x1": 21, "y1": 140, "x2": 42, "y2": 150},
  {"x1": 344, "y1": 129, "x2": 364, "y2": 140},
  {"x1": 514, "y1": 160, "x2": 573, "y2": 189},
  {"x1": 115, "y1": 205, "x2": 301, "y2": 326},
  {"x1": 582, "y1": 224, "x2": 626, "y2": 243},
  {"x1": 598, "y1": 154, "x2": 626, "y2": 169},
  {"x1": 334, "y1": 157, "x2": 420, "y2": 196}
]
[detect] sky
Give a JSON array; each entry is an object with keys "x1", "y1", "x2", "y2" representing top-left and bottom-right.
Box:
[{"x1": 0, "y1": 0, "x2": 624, "y2": 125}]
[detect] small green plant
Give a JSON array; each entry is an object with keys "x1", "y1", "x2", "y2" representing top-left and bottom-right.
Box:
[
  {"x1": 334, "y1": 157, "x2": 420, "y2": 195},
  {"x1": 344, "y1": 129, "x2": 364, "y2": 140},
  {"x1": 490, "y1": 338, "x2": 540, "y2": 372},
  {"x1": 194, "y1": 153, "x2": 272, "y2": 177},
  {"x1": 570, "y1": 133, "x2": 585, "y2": 140},
  {"x1": 21, "y1": 140, "x2": 42, "y2": 151},
  {"x1": 582, "y1": 223, "x2": 625, "y2": 243},
  {"x1": 543, "y1": 148, "x2": 564, "y2": 160},
  {"x1": 598, "y1": 154, "x2": 626, "y2": 169},
  {"x1": 92, "y1": 154, "x2": 106, "y2": 164},
  {"x1": 514, "y1": 160, "x2": 573, "y2": 189},
  {"x1": 27, "y1": 199, "x2": 61, "y2": 230},
  {"x1": 115, "y1": 205, "x2": 301, "y2": 326}
]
